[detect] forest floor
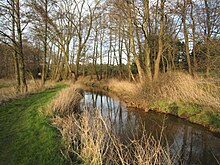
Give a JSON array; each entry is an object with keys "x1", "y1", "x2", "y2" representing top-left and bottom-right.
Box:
[{"x1": 0, "y1": 84, "x2": 67, "y2": 165}]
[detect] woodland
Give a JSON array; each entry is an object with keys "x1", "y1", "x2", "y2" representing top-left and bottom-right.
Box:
[
  {"x1": 0, "y1": 0, "x2": 219, "y2": 90},
  {"x1": 0, "y1": 0, "x2": 220, "y2": 164}
]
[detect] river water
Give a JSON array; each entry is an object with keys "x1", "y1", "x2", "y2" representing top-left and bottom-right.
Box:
[{"x1": 80, "y1": 90, "x2": 220, "y2": 165}]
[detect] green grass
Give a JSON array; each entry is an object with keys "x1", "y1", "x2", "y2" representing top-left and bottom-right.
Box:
[
  {"x1": 0, "y1": 84, "x2": 67, "y2": 165},
  {"x1": 150, "y1": 100, "x2": 220, "y2": 133},
  {"x1": 190, "y1": 110, "x2": 220, "y2": 132}
]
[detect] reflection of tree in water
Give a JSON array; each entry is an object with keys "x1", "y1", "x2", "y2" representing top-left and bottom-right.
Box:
[
  {"x1": 80, "y1": 91, "x2": 220, "y2": 165},
  {"x1": 165, "y1": 121, "x2": 219, "y2": 164}
]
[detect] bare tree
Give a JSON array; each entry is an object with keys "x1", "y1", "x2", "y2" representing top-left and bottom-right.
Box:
[
  {"x1": 182, "y1": 0, "x2": 193, "y2": 75},
  {"x1": 143, "y1": 0, "x2": 152, "y2": 81},
  {"x1": 12, "y1": 0, "x2": 21, "y2": 92},
  {"x1": 41, "y1": 0, "x2": 48, "y2": 84},
  {"x1": 190, "y1": 0, "x2": 197, "y2": 73},
  {"x1": 16, "y1": 0, "x2": 27, "y2": 92},
  {"x1": 153, "y1": 0, "x2": 165, "y2": 80},
  {"x1": 204, "y1": 0, "x2": 211, "y2": 77},
  {"x1": 128, "y1": 0, "x2": 145, "y2": 83}
]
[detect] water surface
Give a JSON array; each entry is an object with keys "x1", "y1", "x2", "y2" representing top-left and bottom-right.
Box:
[{"x1": 80, "y1": 91, "x2": 220, "y2": 165}]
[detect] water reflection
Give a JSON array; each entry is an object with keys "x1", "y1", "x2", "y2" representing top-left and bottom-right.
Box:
[{"x1": 80, "y1": 91, "x2": 220, "y2": 165}]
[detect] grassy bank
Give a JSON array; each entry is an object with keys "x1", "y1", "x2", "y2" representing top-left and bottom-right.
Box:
[
  {"x1": 77, "y1": 72, "x2": 220, "y2": 133},
  {"x1": 0, "y1": 84, "x2": 67, "y2": 165}
]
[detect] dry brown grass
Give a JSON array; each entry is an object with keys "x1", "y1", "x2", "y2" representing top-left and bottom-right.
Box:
[
  {"x1": 52, "y1": 108, "x2": 173, "y2": 165},
  {"x1": 50, "y1": 85, "x2": 83, "y2": 116},
  {"x1": 103, "y1": 72, "x2": 220, "y2": 111},
  {"x1": 108, "y1": 79, "x2": 141, "y2": 96},
  {"x1": 48, "y1": 85, "x2": 173, "y2": 164},
  {"x1": 107, "y1": 79, "x2": 150, "y2": 110},
  {"x1": 54, "y1": 110, "x2": 110, "y2": 164},
  {"x1": 0, "y1": 79, "x2": 57, "y2": 104},
  {"x1": 46, "y1": 73, "x2": 220, "y2": 164},
  {"x1": 0, "y1": 79, "x2": 17, "y2": 103},
  {"x1": 149, "y1": 72, "x2": 220, "y2": 110},
  {"x1": 49, "y1": 85, "x2": 108, "y2": 163}
]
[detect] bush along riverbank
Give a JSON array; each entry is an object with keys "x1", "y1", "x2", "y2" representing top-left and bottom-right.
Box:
[
  {"x1": 77, "y1": 72, "x2": 220, "y2": 134},
  {"x1": 0, "y1": 84, "x2": 67, "y2": 165}
]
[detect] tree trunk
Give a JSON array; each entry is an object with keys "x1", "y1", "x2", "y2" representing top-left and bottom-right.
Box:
[
  {"x1": 92, "y1": 30, "x2": 99, "y2": 80},
  {"x1": 182, "y1": 0, "x2": 193, "y2": 75},
  {"x1": 42, "y1": 0, "x2": 48, "y2": 85},
  {"x1": 129, "y1": 24, "x2": 145, "y2": 83},
  {"x1": 75, "y1": 41, "x2": 82, "y2": 81},
  {"x1": 204, "y1": 0, "x2": 211, "y2": 77},
  {"x1": 12, "y1": 0, "x2": 20, "y2": 93},
  {"x1": 190, "y1": 1, "x2": 197, "y2": 73},
  {"x1": 107, "y1": 28, "x2": 112, "y2": 78},
  {"x1": 153, "y1": 0, "x2": 165, "y2": 80},
  {"x1": 99, "y1": 29, "x2": 103, "y2": 80},
  {"x1": 143, "y1": 0, "x2": 152, "y2": 81},
  {"x1": 122, "y1": 25, "x2": 135, "y2": 82},
  {"x1": 16, "y1": 0, "x2": 27, "y2": 92},
  {"x1": 118, "y1": 28, "x2": 123, "y2": 79}
]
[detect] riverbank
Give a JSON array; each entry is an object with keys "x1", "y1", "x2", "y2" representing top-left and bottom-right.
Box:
[
  {"x1": 0, "y1": 84, "x2": 67, "y2": 165},
  {"x1": 48, "y1": 85, "x2": 174, "y2": 164},
  {"x1": 77, "y1": 72, "x2": 220, "y2": 134}
]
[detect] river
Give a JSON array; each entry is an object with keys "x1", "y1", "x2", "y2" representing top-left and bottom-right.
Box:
[{"x1": 80, "y1": 90, "x2": 220, "y2": 165}]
